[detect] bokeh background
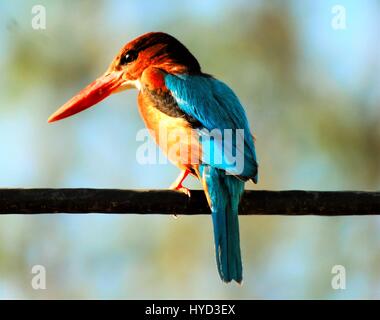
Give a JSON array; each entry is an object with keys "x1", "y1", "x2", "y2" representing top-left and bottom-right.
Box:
[{"x1": 0, "y1": 0, "x2": 380, "y2": 299}]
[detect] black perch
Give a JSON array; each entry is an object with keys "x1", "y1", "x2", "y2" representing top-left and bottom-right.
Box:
[{"x1": 0, "y1": 189, "x2": 379, "y2": 216}]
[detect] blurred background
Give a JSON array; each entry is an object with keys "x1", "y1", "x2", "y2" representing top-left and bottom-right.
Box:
[{"x1": 0, "y1": 0, "x2": 380, "y2": 299}]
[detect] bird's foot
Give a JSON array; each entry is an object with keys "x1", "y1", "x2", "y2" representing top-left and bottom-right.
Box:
[
  {"x1": 169, "y1": 169, "x2": 191, "y2": 197},
  {"x1": 170, "y1": 171, "x2": 191, "y2": 218},
  {"x1": 171, "y1": 184, "x2": 191, "y2": 198},
  {"x1": 170, "y1": 184, "x2": 191, "y2": 219}
]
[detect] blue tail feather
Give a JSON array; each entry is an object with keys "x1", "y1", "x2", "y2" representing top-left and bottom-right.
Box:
[{"x1": 201, "y1": 165, "x2": 244, "y2": 283}]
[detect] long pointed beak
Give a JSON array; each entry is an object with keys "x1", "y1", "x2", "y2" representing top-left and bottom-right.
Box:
[{"x1": 48, "y1": 71, "x2": 125, "y2": 123}]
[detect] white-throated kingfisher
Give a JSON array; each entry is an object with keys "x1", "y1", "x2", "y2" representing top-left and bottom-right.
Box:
[{"x1": 48, "y1": 32, "x2": 258, "y2": 284}]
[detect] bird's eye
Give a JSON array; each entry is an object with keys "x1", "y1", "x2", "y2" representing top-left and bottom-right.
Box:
[{"x1": 120, "y1": 50, "x2": 138, "y2": 65}]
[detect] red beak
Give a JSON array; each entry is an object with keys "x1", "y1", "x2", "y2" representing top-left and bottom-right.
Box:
[{"x1": 48, "y1": 71, "x2": 124, "y2": 123}]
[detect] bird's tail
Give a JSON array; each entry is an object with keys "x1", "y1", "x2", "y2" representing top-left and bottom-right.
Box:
[{"x1": 199, "y1": 165, "x2": 245, "y2": 283}]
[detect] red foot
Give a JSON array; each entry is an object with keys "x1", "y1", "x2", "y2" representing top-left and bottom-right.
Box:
[
  {"x1": 170, "y1": 170, "x2": 191, "y2": 218},
  {"x1": 173, "y1": 185, "x2": 191, "y2": 198},
  {"x1": 170, "y1": 170, "x2": 191, "y2": 198}
]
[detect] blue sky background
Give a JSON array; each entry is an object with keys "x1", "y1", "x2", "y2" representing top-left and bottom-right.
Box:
[{"x1": 0, "y1": 0, "x2": 379, "y2": 299}]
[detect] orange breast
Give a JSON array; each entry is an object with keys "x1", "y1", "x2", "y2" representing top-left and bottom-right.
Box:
[{"x1": 138, "y1": 92, "x2": 202, "y2": 170}]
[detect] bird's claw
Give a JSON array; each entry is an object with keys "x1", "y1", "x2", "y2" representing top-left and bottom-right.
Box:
[
  {"x1": 170, "y1": 184, "x2": 191, "y2": 219},
  {"x1": 170, "y1": 170, "x2": 191, "y2": 218},
  {"x1": 175, "y1": 186, "x2": 191, "y2": 198}
]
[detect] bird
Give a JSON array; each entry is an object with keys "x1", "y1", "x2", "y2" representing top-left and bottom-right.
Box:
[{"x1": 48, "y1": 32, "x2": 258, "y2": 284}]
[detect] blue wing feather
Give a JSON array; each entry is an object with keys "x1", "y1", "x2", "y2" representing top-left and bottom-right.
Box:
[
  {"x1": 164, "y1": 73, "x2": 258, "y2": 283},
  {"x1": 165, "y1": 73, "x2": 258, "y2": 181}
]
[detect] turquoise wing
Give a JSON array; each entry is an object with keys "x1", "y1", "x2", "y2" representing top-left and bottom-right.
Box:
[{"x1": 165, "y1": 73, "x2": 258, "y2": 181}]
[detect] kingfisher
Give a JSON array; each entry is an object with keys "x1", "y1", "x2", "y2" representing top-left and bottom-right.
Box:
[{"x1": 48, "y1": 32, "x2": 258, "y2": 284}]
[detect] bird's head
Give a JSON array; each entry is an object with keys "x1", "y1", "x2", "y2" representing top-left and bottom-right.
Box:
[{"x1": 48, "y1": 32, "x2": 201, "y2": 123}]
